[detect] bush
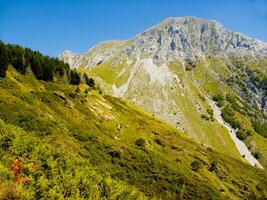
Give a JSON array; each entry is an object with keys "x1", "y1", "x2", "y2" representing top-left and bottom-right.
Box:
[
  {"x1": 236, "y1": 130, "x2": 247, "y2": 141},
  {"x1": 0, "y1": 129, "x2": 14, "y2": 150},
  {"x1": 212, "y1": 94, "x2": 224, "y2": 107},
  {"x1": 207, "y1": 108, "x2": 213, "y2": 116},
  {"x1": 185, "y1": 60, "x2": 196, "y2": 70},
  {"x1": 84, "y1": 74, "x2": 95, "y2": 88},
  {"x1": 191, "y1": 160, "x2": 202, "y2": 172},
  {"x1": 209, "y1": 161, "x2": 217, "y2": 172},
  {"x1": 252, "y1": 121, "x2": 267, "y2": 138},
  {"x1": 154, "y1": 138, "x2": 165, "y2": 147},
  {"x1": 201, "y1": 114, "x2": 209, "y2": 121},
  {"x1": 108, "y1": 150, "x2": 121, "y2": 158},
  {"x1": 253, "y1": 151, "x2": 260, "y2": 159},
  {"x1": 135, "y1": 138, "x2": 146, "y2": 147},
  {"x1": 221, "y1": 106, "x2": 241, "y2": 129}
]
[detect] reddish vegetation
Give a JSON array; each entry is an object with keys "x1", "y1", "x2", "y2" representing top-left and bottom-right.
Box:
[{"x1": 11, "y1": 159, "x2": 23, "y2": 182}]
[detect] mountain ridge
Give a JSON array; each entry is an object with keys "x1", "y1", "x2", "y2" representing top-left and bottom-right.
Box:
[{"x1": 59, "y1": 16, "x2": 267, "y2": 68}]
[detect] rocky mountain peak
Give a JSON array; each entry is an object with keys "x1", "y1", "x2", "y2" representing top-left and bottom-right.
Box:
[
  {"x1": 59, "y1": 16, "x2": 267, "y2": 68},
  {"x1": 126, "y1": 16, "x2": 267, "y2": 62}
]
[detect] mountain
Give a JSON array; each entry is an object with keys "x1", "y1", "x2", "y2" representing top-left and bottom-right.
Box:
[
  {"x1": 59, "y1": 16, "x2": 267, "y2": 67},
  {"x1": 1, "y1": 18, "x2": 267, "y2": 199},
  {"x1": 59, "y1": 16, "x2": 267, "y2": 167}
]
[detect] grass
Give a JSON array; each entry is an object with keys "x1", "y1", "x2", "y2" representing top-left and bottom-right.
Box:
[
  {"x1": 82, "y1": 54, "x2": 267, "y2": 170},
  {"x1": 0, "y1": 68, "x2": 267, "y2": 199},
  {"x1": 167, "y1": 61, "x2": 241, "y2": 159}
]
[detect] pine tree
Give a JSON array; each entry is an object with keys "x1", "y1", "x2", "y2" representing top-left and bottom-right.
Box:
[
  {"x1": 8, "y1": 45, "x2": 26, "y2": 74},
  {"x1": 83, "y1": 73, "x2": 95, "y2": 88},
  {"x1": 0, "y1": 41, "x2": 9, "y2": 77},
  {"x1": 70, "y1": 69, "x2": 81, "y2": 85},
  {"x1": 30, "y1": 56, "x2": 43, "y2": 80}
]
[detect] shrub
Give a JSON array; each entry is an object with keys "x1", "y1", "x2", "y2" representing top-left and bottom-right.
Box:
[
  {"x1": 154, "y1": 138, "x2": 165, "y2": 147},
  {"x1": 0, "y1": 129, "x2": 14, "y2": 150},
  {"x1": 84, "y1": 74, "x2": 95, "y2": 88},
  {"x1": 252, "y1": 121, "x2": 267, "y2": 138},
  {"x1": 207, "y1": 108, "x2": 213, "y2": 116},
  {"x1": 135, "y1": 138, "x2": 146, "y2": 147},
  {"x1": 236, "y1": 130, "x2": 247, "y2": 141},
  {"x1": 209, "y1": 161, "x2": 217, "y2": 172},
  {"x1": 253, "y1": 151, "x2": 260, "y2": 159},
  {"x1": 108, "y1": 150, "x2": 121, "y2": 158},
  {"x1": 221, "y1": 106, "x2": 241, "y2": 129},
  {"x1": 212, "y1": 94, "x2": 224, "y2": 107},
  {"x1": 201, "y1": 114, "x2": 209, "y2": 121},
  {"x1": 185, "y1": 60, "x2": 196, "y2": 70},
  {"x1": 212, "y1": 94, "x2": 224, "y2": 102},
  {"x1": 191, "y1": 160, "x2": 202, "y2": 172}
]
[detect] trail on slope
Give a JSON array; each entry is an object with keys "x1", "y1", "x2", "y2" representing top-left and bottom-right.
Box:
[{"x1": 209, "y1": 100, "x2": 263, "y2": 169}]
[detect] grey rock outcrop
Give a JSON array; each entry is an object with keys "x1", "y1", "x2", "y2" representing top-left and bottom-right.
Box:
[{"x1": 59, "y1": 16, "x2": 267, "y2": 68}]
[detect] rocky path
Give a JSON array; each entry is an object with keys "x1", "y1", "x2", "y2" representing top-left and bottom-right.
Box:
[{"x1": 209, "y1": 100, "x2": 263, "y2": 169}]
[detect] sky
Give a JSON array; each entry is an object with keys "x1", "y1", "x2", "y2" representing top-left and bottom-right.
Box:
[{"x1": 0, "y1": 0, "x2": 267, "y2": 56}]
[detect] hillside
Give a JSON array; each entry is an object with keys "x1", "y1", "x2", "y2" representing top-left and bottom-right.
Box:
[
  {"x1": 59, "y1": 16, "x2": 267, "y2": 167},
  {"x1": 0, "y1": 65, "x2": 266, "y2": 199}
]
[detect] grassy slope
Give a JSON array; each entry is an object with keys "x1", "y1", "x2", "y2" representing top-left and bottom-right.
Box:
[
  {"x1": 1, "y1": 68, "x2": 267, "y2": 199},
  {"x1": 83, "y1": 55, "x2": 267, "y2": 167},
  {"x1": 85, "y1": 57, "x2": 243, "y2": 161},
  {"x1": 168, "y1": 61, "x2": 241, "y2": 159},
  {"x1": 169, "y1": 57, "x2": 267, "y2": 167}
]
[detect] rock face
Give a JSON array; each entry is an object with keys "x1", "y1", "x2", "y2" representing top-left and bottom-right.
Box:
[
  {"x1": 58, "y1": 50, "x2": 77, "y2": 68},
  {"x1": 126, "y1": 17, "x2": 267, "y2": 62},
  {"x1": 59, "y1": 16, "x2": 267, "y2": 157},
  {"x1": 59, "y1": 16, "x2": 267, "y2": 68}
]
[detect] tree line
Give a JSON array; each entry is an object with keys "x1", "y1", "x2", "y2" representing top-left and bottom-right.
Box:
[{"x1": 0, "y1": 41, "x2": 94, "y2": 87}]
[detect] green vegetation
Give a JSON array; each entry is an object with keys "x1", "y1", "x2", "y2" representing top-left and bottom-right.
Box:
[
  {"x1": 185, "y1": 59, "x2": 196, "y2": 71},
  {"x1": 0, "y1": 41, "x2": 9, "y2": 78},
  {"x1": 154, "y1": 138, "x2": 165, "y2": 147},
  {"x1": 69, "y1": 69, "x2": 81, "y2": 85},
  {"x1": 0, "y1": 41, "x2": 92, "y2": 86},
  {"x1": 0, "y1": 67, "x2": 267, "y2": 199},
  {"x1": 252, "y1": 121, "x2": 267, "y2": 138},
  {"x1": 0, "y1": 41, "x2": 70, "y2": 81},
  {"x1": 236, "y1": 130, "x2": 249, "y2": 141},
  {"x1": 221, "y1": 105, "x2": 241, "y2": 129},
  {"x1": 200, "y1": 114, "x2": 209, "y2": 121},
  {"x1": 135, "y1": 138, "x2": 146, "y2": 147},
  {"x1": 212, "y1": 94, "x2": 224, "y2": 107},
  {"x1": 84, "y1": 73, "x2": 95, "y2": 88},
  {"x1": 191, "y1": 160, "x2": 202, "y2": 172}
]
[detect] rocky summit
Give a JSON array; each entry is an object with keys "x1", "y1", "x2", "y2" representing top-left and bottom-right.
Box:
[{"x1": 60, "y1": 16, "x2": 267, "y2": 67}]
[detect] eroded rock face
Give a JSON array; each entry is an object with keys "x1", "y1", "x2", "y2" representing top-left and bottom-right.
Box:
[
  {"x1": 125, "y1": 17, "x2": 267, "y2": 63},
  {"x1": 58, "y1": 50, "x2": 77, "y2": 68},
  {"x1": 59, "y1": 16, "x2": 267, "y2": 68}
]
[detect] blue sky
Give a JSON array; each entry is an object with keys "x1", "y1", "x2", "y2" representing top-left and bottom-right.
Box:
[{"x1": 0, "y1": 0, "x2": 267, "y2": 56}]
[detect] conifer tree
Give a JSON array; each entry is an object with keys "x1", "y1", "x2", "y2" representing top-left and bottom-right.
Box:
[
  {"x1": 70, "y1": 69, "x2": 81, "y2": 85},
  {"x1": 83, "y1": 73, "x2": 95, "y2": 88},
  {"x1": 0, "y1": 41, "x2": 9, "y2": 77}
]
